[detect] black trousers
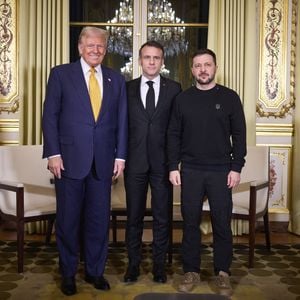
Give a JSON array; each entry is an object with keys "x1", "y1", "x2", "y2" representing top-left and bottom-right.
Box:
[
  {"x1": 181, "y1": 167, "x2": 233, "y2": 275},
  {"x1": 124, "y1": 170, "x2": 172, "y2": 268}
]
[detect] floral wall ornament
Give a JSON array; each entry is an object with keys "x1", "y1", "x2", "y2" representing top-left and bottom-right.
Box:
[
  {"x1": 257, "y1": 0, "x2": 296, "y2": 118},
  {"x1": 269, "y1": 158, "x2": 277, "y2": 197},
  {"x1": 0, "y1": 0, "x2": 18, "y2": 114}
]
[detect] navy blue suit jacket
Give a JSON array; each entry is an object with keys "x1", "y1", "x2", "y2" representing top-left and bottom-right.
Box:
[{"x1": 42, "y1": 60, "x2": 128, "y2": 180}]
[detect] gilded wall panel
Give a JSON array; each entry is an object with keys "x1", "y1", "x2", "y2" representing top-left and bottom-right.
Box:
[
  {"x1": 257, "y1": 0, "x2": 296, "y2": 118},
  {"x1": 0, "y1": 0, "x2": 19, "y2": 114}
]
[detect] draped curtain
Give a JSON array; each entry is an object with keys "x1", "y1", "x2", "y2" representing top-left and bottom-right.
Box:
[
  {"x1": 290, "y1": 5, "x2": 300, "y2": 235},
  {"x1": 207, "y1": 0, "x2": 257, "y2": 146},
  {"x1": 19, "y1": 0, "x2": 69, "y2": 145},
  {"x1": 18, "y1": 0, "x2": 69, "y2": 233},
  {"x1": 203, "y1": 0, "x2": 257, "y2": 235}
]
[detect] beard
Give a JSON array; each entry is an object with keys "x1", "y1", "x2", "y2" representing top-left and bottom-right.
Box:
[{"x1": 195, "y1": 73, "x2": 215, "y2": 85}]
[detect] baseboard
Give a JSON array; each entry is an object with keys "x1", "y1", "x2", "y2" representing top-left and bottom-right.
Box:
[{"x1": 257, "y1": 221, "x2": 289, "y2": 233}]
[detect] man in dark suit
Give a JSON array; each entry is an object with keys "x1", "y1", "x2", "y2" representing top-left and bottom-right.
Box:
[
  {"x1": 42, "y1": 27, "x2": 127, "y2": 296},
  {"x1": 124, "y1": 41, "x2": 181, "y2": 284}
]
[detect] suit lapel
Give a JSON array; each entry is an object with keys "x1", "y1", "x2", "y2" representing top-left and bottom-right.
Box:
[
  {"x1": 134, "y1": 77, "x2": 149, "y2": 118},
  {"x1": 151, "y1": 75, "x2": 167, "y2": 119},
  {"x1": 98, "y1": 66, "x2": 112, "y2": 121},
  {"x1": 70, "y1": 60, "x2": 94, "y2": 120}
]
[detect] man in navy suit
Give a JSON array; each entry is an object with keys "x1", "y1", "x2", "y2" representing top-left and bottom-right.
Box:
[
  {"x1": 42, "y1": 27, "x2": 127, "y2": 296},
  {"x1": 124, "y1": 41, "x2": 181, "y2": 283}
]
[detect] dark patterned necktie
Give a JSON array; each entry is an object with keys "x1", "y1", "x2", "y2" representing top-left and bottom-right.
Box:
[{"x1": 146, "y1": 81, "x2": 155, "y2": 117}]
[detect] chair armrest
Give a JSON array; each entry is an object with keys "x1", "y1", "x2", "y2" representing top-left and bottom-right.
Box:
[
  {"x1": 248, "y1": 180, "x2": 269, "y2": 217},
  {"x1": 0, "y1": 181, "x2": 25, "y2": 218},
  {"x1": 250, "y1": 180, "x2": 269, "y2": 189},
  {"x1": 0, "y1": 180, "x2": 24, "y2": 191}
]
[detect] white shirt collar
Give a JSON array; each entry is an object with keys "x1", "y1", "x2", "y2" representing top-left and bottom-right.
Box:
[
  {"x1": 80, "y1": 57, "x2": 101, "y2": 75},
  {"x1": 141, "y1": 75, "x2": 160, "y2": 86}
]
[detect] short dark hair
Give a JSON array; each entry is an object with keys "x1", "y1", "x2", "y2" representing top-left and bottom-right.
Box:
[
  {"x1": 139, "y1": 41, "x2": 164, "y2": 57},
  {"x1": 192, "y1": 48, "x2": 217, "y2": 65}
]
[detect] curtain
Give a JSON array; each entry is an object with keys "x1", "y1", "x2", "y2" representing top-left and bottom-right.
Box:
[
  {"x1": 289, "y1": 5, "x2": 300, "y2": 235},
  {"x1": 18, "y1": 0, "x2": 69, "y2": 233},
  {"x1": 19, "y1": 0, "x2": 69, "y2": 145},
  {"x1": 205, "y1": 0, "x2": 257, "y2": 235},
  {"x1": 207, "y1": 0, "x2": 257, "y2": 146}
]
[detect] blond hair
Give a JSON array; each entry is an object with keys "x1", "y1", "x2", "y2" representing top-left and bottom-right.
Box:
[{"x1": 78, "y1": 27, "x2": 109, "y2": 46}]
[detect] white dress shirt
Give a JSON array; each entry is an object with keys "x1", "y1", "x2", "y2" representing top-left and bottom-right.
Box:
[
  {"x1": 81, "y1": 57, "x2": 103, "y2": 99},
  {"x1": 140, "y1": 75, "x2": 160, "y2": 108}
]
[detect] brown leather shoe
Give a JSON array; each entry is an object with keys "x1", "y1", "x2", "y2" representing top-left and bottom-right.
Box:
[{"x1": 178, "y1": 272, "x2": 200, "y2": 293}]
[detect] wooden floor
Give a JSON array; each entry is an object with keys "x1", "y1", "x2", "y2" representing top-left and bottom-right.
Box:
[{"x1": 1, "y1": 219, "x2": 300, "y2": 245}]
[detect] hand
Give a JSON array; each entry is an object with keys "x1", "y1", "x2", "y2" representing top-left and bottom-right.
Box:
[
  {"x1": 169, "y1": 170, "x2": 181, "y2": 186},
  {"x1": 227, "y1": 170, "x2": 241, "y2": 188},
  {"x1": 47, "y1": 156, "x2": 65, "y2": 179},
  {"x1": 113, "y1": 160, "x2": 125, "y2": 179}
]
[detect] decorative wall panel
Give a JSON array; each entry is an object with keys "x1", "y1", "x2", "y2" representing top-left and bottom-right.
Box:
[
  {"x1": 257, "y1": 0, "x2": 296, "y2": 118},
  {"x1": 0, "y1": 0, "x2": 19, "y2": 114},
  {"x1": 269, "y1": 147, "x2": 291, "y2": 210}
]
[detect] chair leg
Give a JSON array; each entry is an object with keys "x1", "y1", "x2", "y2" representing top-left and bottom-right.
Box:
[
  {"x1": 45, "y1": 217, "x2": 55, "y2": 245},
  {"x1": 112, "y1": 215, "x2": 117, "y2": 244},
  {"x1": 248, "y1": 219, "x2": 256, "y2": 268},
  {"x1": 17, "y1": 220, "x2": 25, "y2": 273},
  {"x1": 263, "y1": 212, "x2": 271, "y2": 250}
]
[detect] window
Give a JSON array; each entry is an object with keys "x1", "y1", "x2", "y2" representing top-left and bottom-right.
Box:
[{"x1": 70, "y1": 0, "x2": 209, "y2": 89}]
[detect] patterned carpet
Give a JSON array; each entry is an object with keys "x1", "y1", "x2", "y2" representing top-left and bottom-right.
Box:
[{"x1": 0, "y1": 240, "x2": 300, "y2": 299}]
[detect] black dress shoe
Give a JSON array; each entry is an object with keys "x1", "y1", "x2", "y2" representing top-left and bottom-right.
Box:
[
  {"x1": 153, "y1": 272, "x2": 167, "y2": 283},
  {"x1": 85, "y1": 275, "x2": 110, "y2": 290},
  {"x1": 61, "y1": 276, "x2": 76, "y2": 296},
  {"x1": 124, "y1": 265, "x2": 140, "y2": 283}
]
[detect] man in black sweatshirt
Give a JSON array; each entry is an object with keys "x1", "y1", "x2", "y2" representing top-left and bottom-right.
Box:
[{"x1": 167, "y1": 48, "x2": 246, "y2": 296}]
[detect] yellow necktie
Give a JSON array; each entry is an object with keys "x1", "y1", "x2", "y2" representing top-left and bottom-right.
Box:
[{"x1": 89, "y1": 67, "x2": 101, "y2": 120}]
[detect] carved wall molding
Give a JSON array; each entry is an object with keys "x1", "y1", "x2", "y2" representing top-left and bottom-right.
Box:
[
  {"x1": 0, "y1": 0, "x2": 19, "y2": 114},
  {"x1": 257, "y1": 0, "x2": 296, "y2": 118}
]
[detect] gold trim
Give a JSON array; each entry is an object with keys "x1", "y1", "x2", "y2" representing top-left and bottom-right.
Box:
[
  {"x1": 269, "y1": 207, "x2": 289, "y2": 213},
  {"x1": 70, "y1": 22, "x2": 208, "y2": 28},
  {"x1": 256, "y1": 132, "x2": 292, "y2": 137},
  {"x1": 0, "y1": 127, "x2": 18, "y2": 132},
  {"x1": 256, "y1": 144, "x2": 292, "y2": 148},
  {"x1": 70, "y1": 22, "x2": 133, "y2": 27},
  {"x1": 0, "y1": 98, "x2": 19, "y2": 113},
  {"x1": 0, "y1": 118, "x2": 19, "y2": 134},
  {"x1": 256, "y1": 123, "x2": 294, "y2": 136},
  {"x1": 0, "y1": 118, "x2": 19, "y2": 129},
  {"x1": 0, "y1": 140, "x2": 19, "y2": 145},
  {"x1": 147, "y1": 23, "x2": 208, "y2": 27},
  {"x1": 256, "y1": 123, "x2": 293, "y2": 128}
]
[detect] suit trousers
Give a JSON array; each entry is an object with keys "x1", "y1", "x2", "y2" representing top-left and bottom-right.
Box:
[
  {"x1": 54, "y1": 167, "x2": 111, "y2": 277},
  {"x1": 124, "y1": 170, "x2": 172, "y2": 268},
  {"x1": 180, "y1": 167, "x2": 233, "y2": 275}
]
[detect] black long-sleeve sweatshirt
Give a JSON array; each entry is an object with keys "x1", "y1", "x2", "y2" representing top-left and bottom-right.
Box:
[{"x1": 167, "y1": 84, "x2": 247, "y2": 173}]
